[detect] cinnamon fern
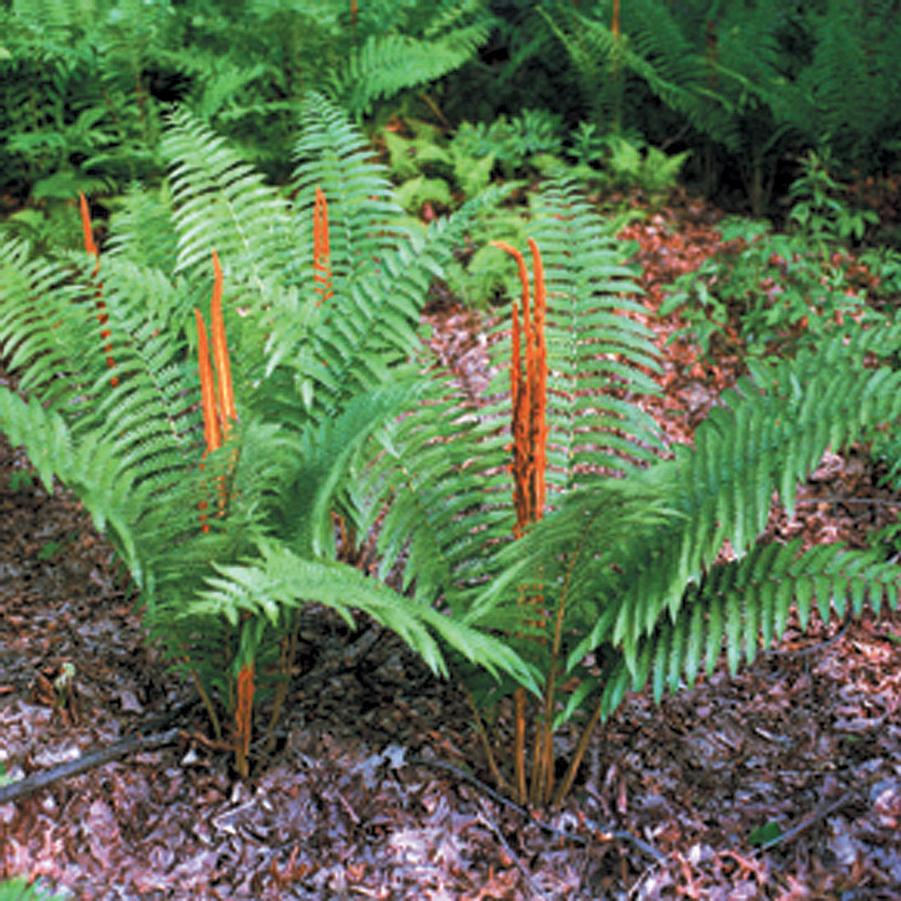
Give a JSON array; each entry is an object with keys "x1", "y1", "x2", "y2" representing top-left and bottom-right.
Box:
[
  {"x1": 367, "y1": 177, "x2": 901, "y2": 805},
  {"x1": 0, "y1": 93, "x2": 531, "y2": 772}
]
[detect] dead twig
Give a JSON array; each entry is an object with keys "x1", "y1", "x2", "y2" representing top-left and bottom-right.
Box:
[
  {"x1": 476, "y1": 797, "x2": 549, "y2": 901},
  {"x1": 0, "y1": 727, "x2": 182, "y2": 805},
  {"x1": 766, "y1": 612, "x2": 853, "y2": 658},
  {"x1": 759, "y1": 790, "x2": 857, "y2": 852}
]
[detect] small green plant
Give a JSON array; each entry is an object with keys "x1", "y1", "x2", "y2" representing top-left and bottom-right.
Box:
[
  {"x1": 7, "y1": 469, "x2": 35, "y2": 492},
  {"x1": 379, "y1": 115, "x2": 540, "y2": 307},
  {"x1": 0, "y1": 877, "x2": 66, "y2": 901},
  {"x1": 661, "y1": 158, "x2": 892, "y2": 360},
  {"x1": 382, "y1": 109, "x2": 566, "y2": 216},
  {"x1": 660, "y1": 218, "x2": 866, "y2": 359},
  {"x1": 565, "y1": 128, "x2": 689, "y2": 198},
  {"x1": 788, "y1": 151, "x2": 880, "y2": 252}
]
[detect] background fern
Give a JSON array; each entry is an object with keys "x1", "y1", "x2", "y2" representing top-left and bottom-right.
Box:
[{"x1": 0, "y1": 0, "x2": 497, "y2": 201}]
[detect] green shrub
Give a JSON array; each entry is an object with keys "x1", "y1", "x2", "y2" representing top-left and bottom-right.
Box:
[
  {"x1": 0, "y1": 0, "x2": 496, "y2": 199},
  {"x1": 661, "y1": 156, "x2": 894, "y2": 360}
]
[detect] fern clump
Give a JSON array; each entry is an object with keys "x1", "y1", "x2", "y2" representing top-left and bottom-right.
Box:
[
  {"x1": 0, "y1": 93, "x2": 531, "y2": 774},
  {"x1": 375, "y1": 177, "x2": 900, "y2": 806},
  {"x1": 1, "y1": 92, "x2": 897, "y2": 799}
]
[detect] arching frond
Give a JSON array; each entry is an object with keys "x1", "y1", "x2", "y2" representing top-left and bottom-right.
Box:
[
  {"x1": 162, "y1": 108, "x2": 293, "y2": 283},
  {"x1": 325, "y1": 10, "x2": 494, "y2": 116}
]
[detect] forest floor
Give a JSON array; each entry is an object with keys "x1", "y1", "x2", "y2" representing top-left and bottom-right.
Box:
[{"x1": 1, "y1": 190, "x2": 899, "y2": 899}]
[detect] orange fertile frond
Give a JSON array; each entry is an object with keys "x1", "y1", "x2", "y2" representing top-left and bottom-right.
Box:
[
  {"x1": 78, "y1": 193, "x2": 118, "y2": 386},
  {"x1": 491, "y1": 241, "x2": 531, "y2": 344},
  {"x1": 209, "y1": 250, "x2": 237, "y2": 434},
  {"x1": 235, "y1": 662, "x2": 255, "y2": 773},
  {"x1": 78, "y1": 192, "x2": 99, "y2": 259},
  {"x1": 528, "y1": 238, "x2": 548, "y2": 517},
  {"x1": 494, "y1": 238, "x2": 550, "y2": 533},
  {"x1": 313, "y1": 186, "x2": 333, "y2": 305},
  {"x1": 493, "y1": 240, "x2": 538, "y2": 535},
  {"x1": 195, "y1": 308, "x2": 222, "y2": 456}
]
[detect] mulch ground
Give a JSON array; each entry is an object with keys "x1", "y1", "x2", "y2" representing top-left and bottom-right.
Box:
[{"x1": 1, "y1": 191, "x2": 899, "y2": 899}]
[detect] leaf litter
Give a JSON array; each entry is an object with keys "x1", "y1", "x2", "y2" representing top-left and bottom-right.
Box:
[{"x1": 1, "y1": 190, "x2": 899, "y2": 899}]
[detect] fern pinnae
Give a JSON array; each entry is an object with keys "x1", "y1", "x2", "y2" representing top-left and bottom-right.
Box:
[
  {"x1": 0, "y1": 244, "x2": 98, "y2": 404},
  {"x1": 608, "y1": 343, "x2": 901, "y2": 673},
  {"x1": 604, "y1": 539, "x2": 899, "y2": 717},
  {"x1": 163, "y1": 108, "x2": 292, "y2": 285},
  {"x1": 326, "y1": 18, "x2": 493, "y2": 118},
  {"x1": 291, "y1": 91, "x2": 407, "y2": 287}
]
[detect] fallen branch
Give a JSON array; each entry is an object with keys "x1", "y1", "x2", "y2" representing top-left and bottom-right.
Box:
[
  {"x1": 476, "y1": 798, "x2": 550, "y2": 901},
  {"x1": 759, "y1": 790, "x2": 856, "y2": 852},
  {"x1": 766, "y1": 612, "x2": 853, "y2": 658},
  {"x1": 0, "y1": 727, "x2": 182, "y2": 805}
]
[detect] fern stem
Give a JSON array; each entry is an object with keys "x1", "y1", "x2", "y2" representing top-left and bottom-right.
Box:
[
  {"x1": 513, "y1": 686, "x2": 528, "y2": 804},
  {"x1": 189, "y1": 665, "x2": 222, "y2": 740},
  {"x1": 464, "y1": 688, "x2": 513, "y2": 797},
  {"x1": 552, "y1": 695, "x2": 602, "y2": 810},
  {"x1": 529, "y1": 704, "x2": 554, "y2": 807},
  {"x1": 234, "y1": 661, "x2": 255, "y2": 779},
  {"x1": 535, "y1": 548, "x2": 580, "y2": 805},
  {"x1": 265, "y1": 609, "x2": 301, "y2": 754},
  {"x1": 78, "y1": 193, "x2": 99, "y2": 258},
  {"x1": 195, "y1": 310, "x2": 222, "y2": 455}
]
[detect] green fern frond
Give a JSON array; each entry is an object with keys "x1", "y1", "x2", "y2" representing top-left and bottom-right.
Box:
[
  {"x1": 0, "y1": 387, "x2": 73, "y2": 493},
  {"x1": 325, "y1": 21, "x2": 493, "y2": 117},
  {"x1": 598, "y1": 540, "x2": 898, "y2": 718},
  {"x1": 601, "y1": 336, "x2": 900, "y2": 670},
  {"x1": 361, "y1": 375, "x2": 513, "y2": 608},
  {"x1": 106, "y1": 184, "x2": 179, "y2": 273},
  {"x1": 526, "y1": 178, "x2": 663, "y2": 485},
  {"x1": 191, "y1": 541, "x2": 537, "y2": 689},
  {"x1": 0, "y1": 242, "x2": 110, "y2": 405},
  {"x1": 363, "y1": 178, "x2": 664, "y2": 618},
  {"x1": 162, "y1": 108, "x2": 293, "y2": 282},
  {"x1": 291, "y1": 91, "x2": 408, "y2": 290}
]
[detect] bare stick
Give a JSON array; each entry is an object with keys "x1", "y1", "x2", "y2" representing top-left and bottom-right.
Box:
[
  {"x1": 465, "y1": 689, "x2": 513, "y2": 797},
  {"x1": 476, "y1": 798, "x2": 549, "y2": 901},
  {"x1": 408, "y1": 755, "x2": 665, "y2": 864},
  {"x1": 0, "y1": 728, "x2": 181, "y2": 805},
  {"x1": 760, "y1": 791, "x2": 856, "y2": 851}
]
